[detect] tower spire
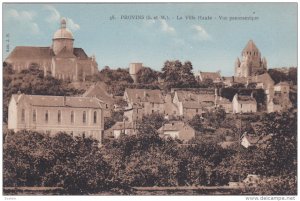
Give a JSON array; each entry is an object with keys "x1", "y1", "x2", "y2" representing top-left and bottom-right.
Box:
[{"x1": 61, "y1": 18, "x2": 66, "y2": 29}]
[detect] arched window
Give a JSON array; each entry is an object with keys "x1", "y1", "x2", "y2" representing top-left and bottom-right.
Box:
[
  {"x1": 58, "y1": 110, "x2": 61, "y2": 123},
  {"x1": 71, "y1": 111, "x2": 74, "y2": 123},
  {"x1": 45, "y1": 110, "x2": 48, "y2": 122},
  {"x1": 93, "y1": 111, "x2": 97, "y2": 124},
  {"x1": 33, "y1": 109, "x2": 37, "y2": 122},
  {"x1": 21, "y1": 109, "x2": 25, "y2": 122},
  {"x1": 83, "y1": 111, "x2": 86, "y2": 123}
]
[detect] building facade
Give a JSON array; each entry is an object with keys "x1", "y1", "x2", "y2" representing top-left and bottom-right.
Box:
[
  {"x1": 5, "y1": 18, "x2": 98, "y2": 81},
  {"x1": 8, "y1": 94, "x2": 104, "y2": 142},
  {"x1": 232, "y1": 93, "x2": 257, "y2": 113},
  {"x1": 158, "y1": 121, "x2": 195, "y2": 141},
  {"x1": 173, "y1": 90, "x2": 216, "y2": 119}
]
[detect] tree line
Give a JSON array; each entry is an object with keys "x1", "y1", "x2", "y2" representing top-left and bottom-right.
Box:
[{"x1": 3, "y1": 111, "x2": 297, "y2": 195}]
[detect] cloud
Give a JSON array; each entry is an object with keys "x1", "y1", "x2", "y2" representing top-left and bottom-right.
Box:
[
  {"x1": 191, "y1": 25, "x2": 212, "y2": 41},
  {"x1": 44, "y1": 5, "x2": 60, "y2": 23},
  {"x1": 66, "y1": 18, "x2": 80, "y2": 31},
  {"x1": 5, "y1": 9, "x2": 39, "y2": 34},
  {"x1": 159, "y1": 19, "x2": 176, "y2": 34},
  {"x1": 44, "y1": 5, "x2": 80, "y2": 31}
]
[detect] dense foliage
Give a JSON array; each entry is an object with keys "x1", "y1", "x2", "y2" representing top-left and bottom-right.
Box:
[{"x1": 3, "y1": 111, "x2": 297, "y2": 195}]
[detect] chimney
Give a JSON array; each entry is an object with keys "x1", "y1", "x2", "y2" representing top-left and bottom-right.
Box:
[{"x1": 232, "y1": 76, "x2": 235, "y2": 83}]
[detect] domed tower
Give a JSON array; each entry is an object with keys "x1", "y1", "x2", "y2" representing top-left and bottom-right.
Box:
[{"x1": 52, "y1": 18, "x2": 74, "y2": 55}]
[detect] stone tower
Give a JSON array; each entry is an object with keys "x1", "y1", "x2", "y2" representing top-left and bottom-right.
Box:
[
  {"x1": 235, "y1": 40, "x2": 267, "y2": 77},
  {"x1": 129, "y1": 63, "x2": 143, "y2": 83},
  {"x1": 52, "y1": 18, "x2": 74, "y2": 55}
]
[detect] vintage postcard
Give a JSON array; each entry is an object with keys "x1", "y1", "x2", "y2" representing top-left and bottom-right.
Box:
[{"x1": 2, "y1": 2, "x2": 297, "y2": 199}]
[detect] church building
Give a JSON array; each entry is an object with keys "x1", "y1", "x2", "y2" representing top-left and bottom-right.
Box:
[
  {"x1": 4, "y1": 18, "x2": 98, "y2": 81},
  {"x1": 235, "y1": 40, "x2": 267, "y2": 77}
]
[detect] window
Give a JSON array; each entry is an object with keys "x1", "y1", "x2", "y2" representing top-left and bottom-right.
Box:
[
  {"x1": 21, "y1": 109, "x2": 25, "y2": 122},
  {"x1": 196, "y1": 109, "x2": 198, "y2": 113},
  {"x1": 152, "y1": 110, "x2": 154, "y2": 114},
  {"x1": 58, "y1": 110, "x2": 61, "y2": 123},
  {"x1": 105, "y1": 104, "x2": 108, "y2": 109},
  {"x1": 93, "y1": 111, "x2": 97, "y2": 124},
  {"x1": 83, "y1": 111, "x2": 86, "y2": 123},
  {"x1": 45, "y1": 110, "x2": 48, "y2": 122},
  {"x1": 33, "y1": 109, "x2": 37, "y2": 122},
  {"x1": 71, "y1": 111, "x2": 74, "y2": 123}
]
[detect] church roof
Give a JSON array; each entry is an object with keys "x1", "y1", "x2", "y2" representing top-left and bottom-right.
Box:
[
  {"x1": 55, "y1": 46, "x2": 76, "y2": 58},
  {"x1": 242, "y1": 40, "x2": 259, "y2": 53},
  {"x1": 5, "y1": 46, "x2": 90, "y2": 63},
  {"x1": 5, "y1": 46, "x2": 53, "y2": 62},
  {"x1": 73, "y1": 48, "x2": 88, "y2": 59}
]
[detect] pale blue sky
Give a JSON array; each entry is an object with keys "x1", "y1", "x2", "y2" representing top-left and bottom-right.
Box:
[{"x1": 2, "y1": 3, "x2": 297, "y2": 76}]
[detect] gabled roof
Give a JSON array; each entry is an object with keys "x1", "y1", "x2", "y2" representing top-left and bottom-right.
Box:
[
  {"x1": 5, "y1": 46, "x2": 53, "y2": 62},
  {"x1": 73, "y1": 48, "x2": 89, "y2": 59},
  {"x1": 5, "y1": 46, "x2": 90, "y2": 63},
  {"x1": 83, "y1": 82, "x2": 114, "y2": 103},
  {"x1": 176, "y1": 91, "x2": 215, "y2": 103},
  {"x1": 55, "y1": 46, "x2": 76, "y2": 58},
  {"x1": 124, "y1": 88, "x2": 164, "y2": 104},
  {"x1": 252, "y1": 73, "x2": 274, "y2": 88},
  {"x1": 11, "y1": 94, "x2": 102, "y2": 109},
  {"x1": 199, "y1": 71, "x2": 222, "y2": 81},
  {"x1": 182, "y1": 101, "x2": 214, "y2": 109},
  {"x1": 159, "y1": 121, "x2": 194, "y2": 132}
]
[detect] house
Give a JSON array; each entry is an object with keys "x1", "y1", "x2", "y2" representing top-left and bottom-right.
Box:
[
  {"x1": 173, "y1": 90, "x2": 216, "y2": 119},
  {"x1": 232, "y1": 93, "x2": 257, "y2": 113},
  {"x1": 82, "y1": 82, "x2": 114, "y2": 118},
  {"x1": 267, "y1": 81, "x2": 292, "y2": 113},
  {"x1": 8, "y1": 93, "x2": 104, "y2": 143},
  {"x1": 216, "y1": 96, "x2": 233, "y2": 113},
  {"x1": 196, "y1": 71, "x2": 222, "y2": 83},
  {"x1": 123, "y1": 103, "x2": 143, "y2": 122},
  {"x1": 241, "y1": 133, "x2": 272, "y2": 148},
  {"x1": 111, "y1": 121, "x2": 136, "y2": 139},
  {"x1": 163, "y1": 93, "x2": 179, "y2": 117},
  {"x1": 123, "y1": 88, "x2": 165, "y2": 118},
  {"x1": 158, "y1": 121, "x2": 195, "y2": 141}
]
